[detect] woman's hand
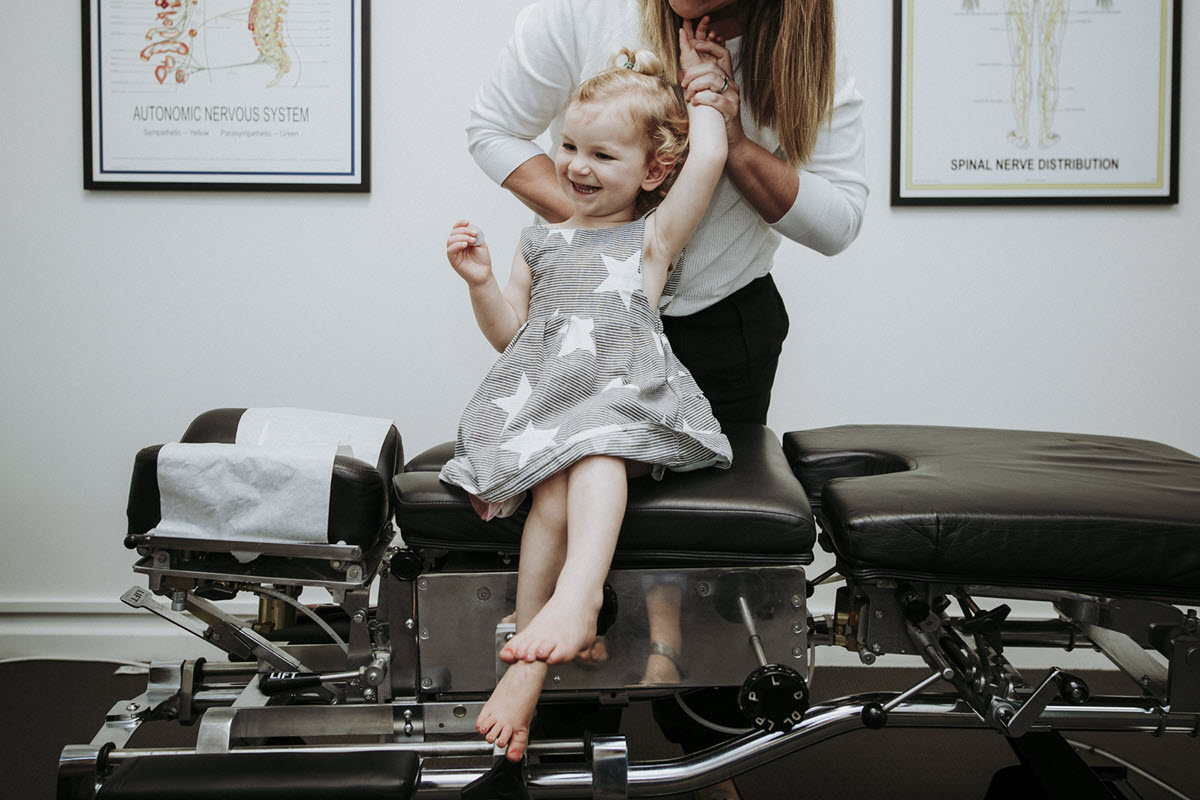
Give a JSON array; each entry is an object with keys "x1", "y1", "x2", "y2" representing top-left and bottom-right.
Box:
[
  {"x1": 446, "y1": 220, "x2": 493, "y2": 287},
  {"x1": 678, "y1": 20, "x2": 745, "y2": 152}
]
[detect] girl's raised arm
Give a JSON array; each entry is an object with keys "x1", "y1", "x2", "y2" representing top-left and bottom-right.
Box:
[{"x1": 643, "y1": 25, "x2": 728, "y2": 270}]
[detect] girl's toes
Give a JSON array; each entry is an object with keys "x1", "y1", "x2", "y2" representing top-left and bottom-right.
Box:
[
  {"x1": 506, "y1": 729, "x2": 529, "y2": 762},
  {"x1": 493, "y1": 725, "x2": 508, "y2": 749}
]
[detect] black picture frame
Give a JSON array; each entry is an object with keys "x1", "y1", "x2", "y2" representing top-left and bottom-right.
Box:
[
  {"x1": 83, "y1": 0, "x2": 370, "y2": 192},
  {"x1": 891, "y1": 0, "x2": 1180, "y2": 205}
]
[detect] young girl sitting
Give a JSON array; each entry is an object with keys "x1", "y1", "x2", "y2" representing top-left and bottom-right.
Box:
[{"x1": 439, "y1": 23, "x2": 732, "y2": 762}]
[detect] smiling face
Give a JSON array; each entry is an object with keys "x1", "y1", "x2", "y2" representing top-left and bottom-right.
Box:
[{"x1": 556, "y1": 99, "x2": 669, "y2": 227}]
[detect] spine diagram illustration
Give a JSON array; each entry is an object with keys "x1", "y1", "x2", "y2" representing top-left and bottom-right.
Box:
[{"x1": 249, "y1": 0, "x2": 292, "y2": 88}]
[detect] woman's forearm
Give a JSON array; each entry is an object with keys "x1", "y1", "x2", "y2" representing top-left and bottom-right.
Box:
[
  {"x1": 501, "y1": 155, "x2": 574, "y2": 223},
  {"x1": 723, "y1": 138, "x2": 800, "y2": 225}
]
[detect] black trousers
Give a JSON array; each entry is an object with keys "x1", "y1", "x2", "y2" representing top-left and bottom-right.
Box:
[{"x1": 662, "y1": 274, "x2": 790, "y2": 427}]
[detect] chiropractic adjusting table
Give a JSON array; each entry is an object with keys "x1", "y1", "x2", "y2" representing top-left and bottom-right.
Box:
[{"x1": 58, "y1": 408, "x2": 1200, "y2": 798}]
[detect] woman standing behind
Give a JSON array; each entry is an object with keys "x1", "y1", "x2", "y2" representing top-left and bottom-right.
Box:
[{"x1": 468, "y1": 0, "x2": 868, "y2": 426}]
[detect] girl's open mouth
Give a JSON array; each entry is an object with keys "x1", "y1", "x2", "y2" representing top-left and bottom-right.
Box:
[{"x1": 571, "y1": 181, "x2": 599, "y2": 195}]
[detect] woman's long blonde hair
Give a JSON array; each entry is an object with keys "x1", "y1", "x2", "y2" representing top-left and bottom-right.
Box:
[{"x1": 639, "y1": 0, "x2": 836, "y2": 167}]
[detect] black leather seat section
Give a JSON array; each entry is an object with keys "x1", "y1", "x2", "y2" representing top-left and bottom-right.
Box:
[
  {"x1": 783, "y1": 425, "x2": 1200, "y2": 601},
  {"x1": 395, "y1": 424, "x2": 816, "y2": 565},
  {"x1": 126, "y1": 408, "x2": 403, "y2": 549},
  {"x1": 96, "y1": 750, "x2": 419, "y2": 799}
]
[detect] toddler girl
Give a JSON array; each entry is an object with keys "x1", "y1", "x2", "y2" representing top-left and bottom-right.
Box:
[{"x1": 439, "y1": 23, "x2": 732, "y2": 762}]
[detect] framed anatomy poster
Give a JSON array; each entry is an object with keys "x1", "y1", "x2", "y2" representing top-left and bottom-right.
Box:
[
  {"x1": 83, "y1": 0, "x2": 370, "y2": 191},
  {"x1": 892, "y1": 0, "x2": 1180, "y2": 205}
]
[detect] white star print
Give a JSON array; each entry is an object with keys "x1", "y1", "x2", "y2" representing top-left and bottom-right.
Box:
[
  {"x1": 501, "y1": 423, "x2": 559, "y2": 469},
  {"x1": 594, "y1": 250, "x2": 644, "y2": 310},
  {"x1": 601, "y1": 377, "x2": 638, "y2": 393},
  {"x1": 492, "y1": 373, "x2": 532, "y2": 429},
  {"x1": 550, "y1": 228, "x2": 575, "y2": 245},
  {"x1": 558, "y1": 316, "x2": 596, "y2": 357},
  {"x1": 677, "y1": 418, "x2": 721, "y2": 436}
]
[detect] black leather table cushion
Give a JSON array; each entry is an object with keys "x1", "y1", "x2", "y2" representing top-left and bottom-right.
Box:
[
  {"x1": 783, "y1": 425, "x2": 1200, "y2": 600},
  {"x1": 126, "y1": 408, "x2": 403, "y2": 549},
  {"x1": 96, "y1": 750, "x2": 418, "y2": 799},
  {"x1": 395, "y1": 424, "x2": 816, "y2": 565}
]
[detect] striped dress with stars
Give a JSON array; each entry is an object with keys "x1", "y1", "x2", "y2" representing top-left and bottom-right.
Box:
[{"x1": 439, "y1": 215, "x2": 732, "y2": 515}]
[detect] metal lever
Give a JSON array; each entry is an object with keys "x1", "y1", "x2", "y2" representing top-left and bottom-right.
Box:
[
  {"x1": 861, "y1": 669, "x2": 953, "y2": 730},
  {"x1": 259, "y1": 659, "x2": 388, "y2": 696},
  {"x1": 122, "y1": 586, "x2": 338, "y2": 701},
  {"x1": 1005, "y1": 667, "x2": 1073, "y2": 738},
  {"x1": 737, "y1": 595, "x2": 768, "y2": 667},
  {"x1": 735, "y1": 594, "x2": 809, "y2": 732},
  {"x1": 260, "y1": 670, "x2": 362, "y2": 695}
]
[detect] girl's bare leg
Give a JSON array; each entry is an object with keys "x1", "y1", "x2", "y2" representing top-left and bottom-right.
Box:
[
  {"x1": 503, "y1": 455, "x2": 627, "y2": 664},
  {"x1": 477, "y1": 473, "x2": 568, "y2": 761}
]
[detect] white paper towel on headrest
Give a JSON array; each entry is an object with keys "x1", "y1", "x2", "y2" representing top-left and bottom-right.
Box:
[
  {"x1": 154, "y1": 442, "x2": 336, "y2": 547},
  {"x1": 237, "y1": 407, "x2": 394, "y2": 467}
]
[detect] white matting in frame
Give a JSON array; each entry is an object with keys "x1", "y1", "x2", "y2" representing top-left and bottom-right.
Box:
[
  {"x1": 83, "y1": 0, "x2": 370, "y2": 191},
  {"x1": 892, "y1": 0, "x2": 1179, "y2": 205}
]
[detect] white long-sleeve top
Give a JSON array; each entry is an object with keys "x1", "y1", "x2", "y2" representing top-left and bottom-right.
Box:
[{"x1": 467, "y1": 0, "x2": 868, "y2": 316}]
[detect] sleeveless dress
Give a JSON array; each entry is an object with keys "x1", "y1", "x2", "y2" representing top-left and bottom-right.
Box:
[{"x1": 439, "y1": 216, "x2": 732, "y2": 516}]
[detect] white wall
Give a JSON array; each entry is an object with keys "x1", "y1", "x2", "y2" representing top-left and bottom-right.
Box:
[{"x1": 0, "y1": 2, "x2": 1195, "y2": 662}]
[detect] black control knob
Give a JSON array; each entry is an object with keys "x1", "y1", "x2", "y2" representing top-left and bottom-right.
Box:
[
  {"x1": 1055, "y1": 672, "x2": 1090, "y2": 705},
  {"x1": 738, "y1": 664, "x2": 809, "y2": 733},
  {"x1": 389, "y1": 549, "x2": 423, "y2": 581},
  {"x1": 861, "y1": 701, "x2": 888, "y2": 730}
]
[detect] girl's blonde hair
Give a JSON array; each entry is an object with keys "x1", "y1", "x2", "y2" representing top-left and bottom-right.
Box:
[
  {"x1": 572, "y1": 48, "x2": 689, "y2": 215},
  {"x1": 638, "y1": 0, "x2": 836, "y2": 167}
]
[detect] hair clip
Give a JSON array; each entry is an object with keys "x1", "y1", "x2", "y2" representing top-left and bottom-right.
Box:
[{"x1": 623, "y1": 61, "x2": 636, "y2": 69}]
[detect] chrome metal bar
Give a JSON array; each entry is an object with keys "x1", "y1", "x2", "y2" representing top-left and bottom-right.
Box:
[
  {"x1": 82, "y1": 695, "x2": 1198, "y2": 798},
  {"x1": 882, "y1": 671, "x2": 950, "y2": 713},
  {"x1": 1083, "y1": 623, "x2": 1170, "y2": 702},
  {"x1": 737, "y1": 596, "x2": 768, "y2": 667}
]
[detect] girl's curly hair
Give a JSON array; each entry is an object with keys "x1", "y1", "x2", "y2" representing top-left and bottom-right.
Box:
[{"x1": 572, "y1": 48, "x2": 690, "y2": 215}]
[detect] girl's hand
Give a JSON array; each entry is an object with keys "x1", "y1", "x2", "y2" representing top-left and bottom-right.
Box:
[
  {"x1": 678, "y1": 18, "x2": 718, "y2": 73},
  {"x1": 679, "y1": 29, "x2": 745, "y2": 151},
  {"x1": 446, "y1": 220, "x2": 493, "y2": 287}
]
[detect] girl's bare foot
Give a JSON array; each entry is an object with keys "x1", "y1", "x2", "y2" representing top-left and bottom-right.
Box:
[
  {"x1": 500, "y1": 591, "x2": 600, "y2": 665},
  {"x1": 475, "y1": 660, "x2": 545, "y2": 762}
]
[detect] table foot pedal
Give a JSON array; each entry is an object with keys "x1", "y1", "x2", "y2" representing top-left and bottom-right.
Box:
[{"x1": 461, "y1": 757, "x2": 531, "y2": 800}]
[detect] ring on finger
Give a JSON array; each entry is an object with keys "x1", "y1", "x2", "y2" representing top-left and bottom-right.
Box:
[{"x1": 716, "y1": 74, "x2": 729, "y2": 94}]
